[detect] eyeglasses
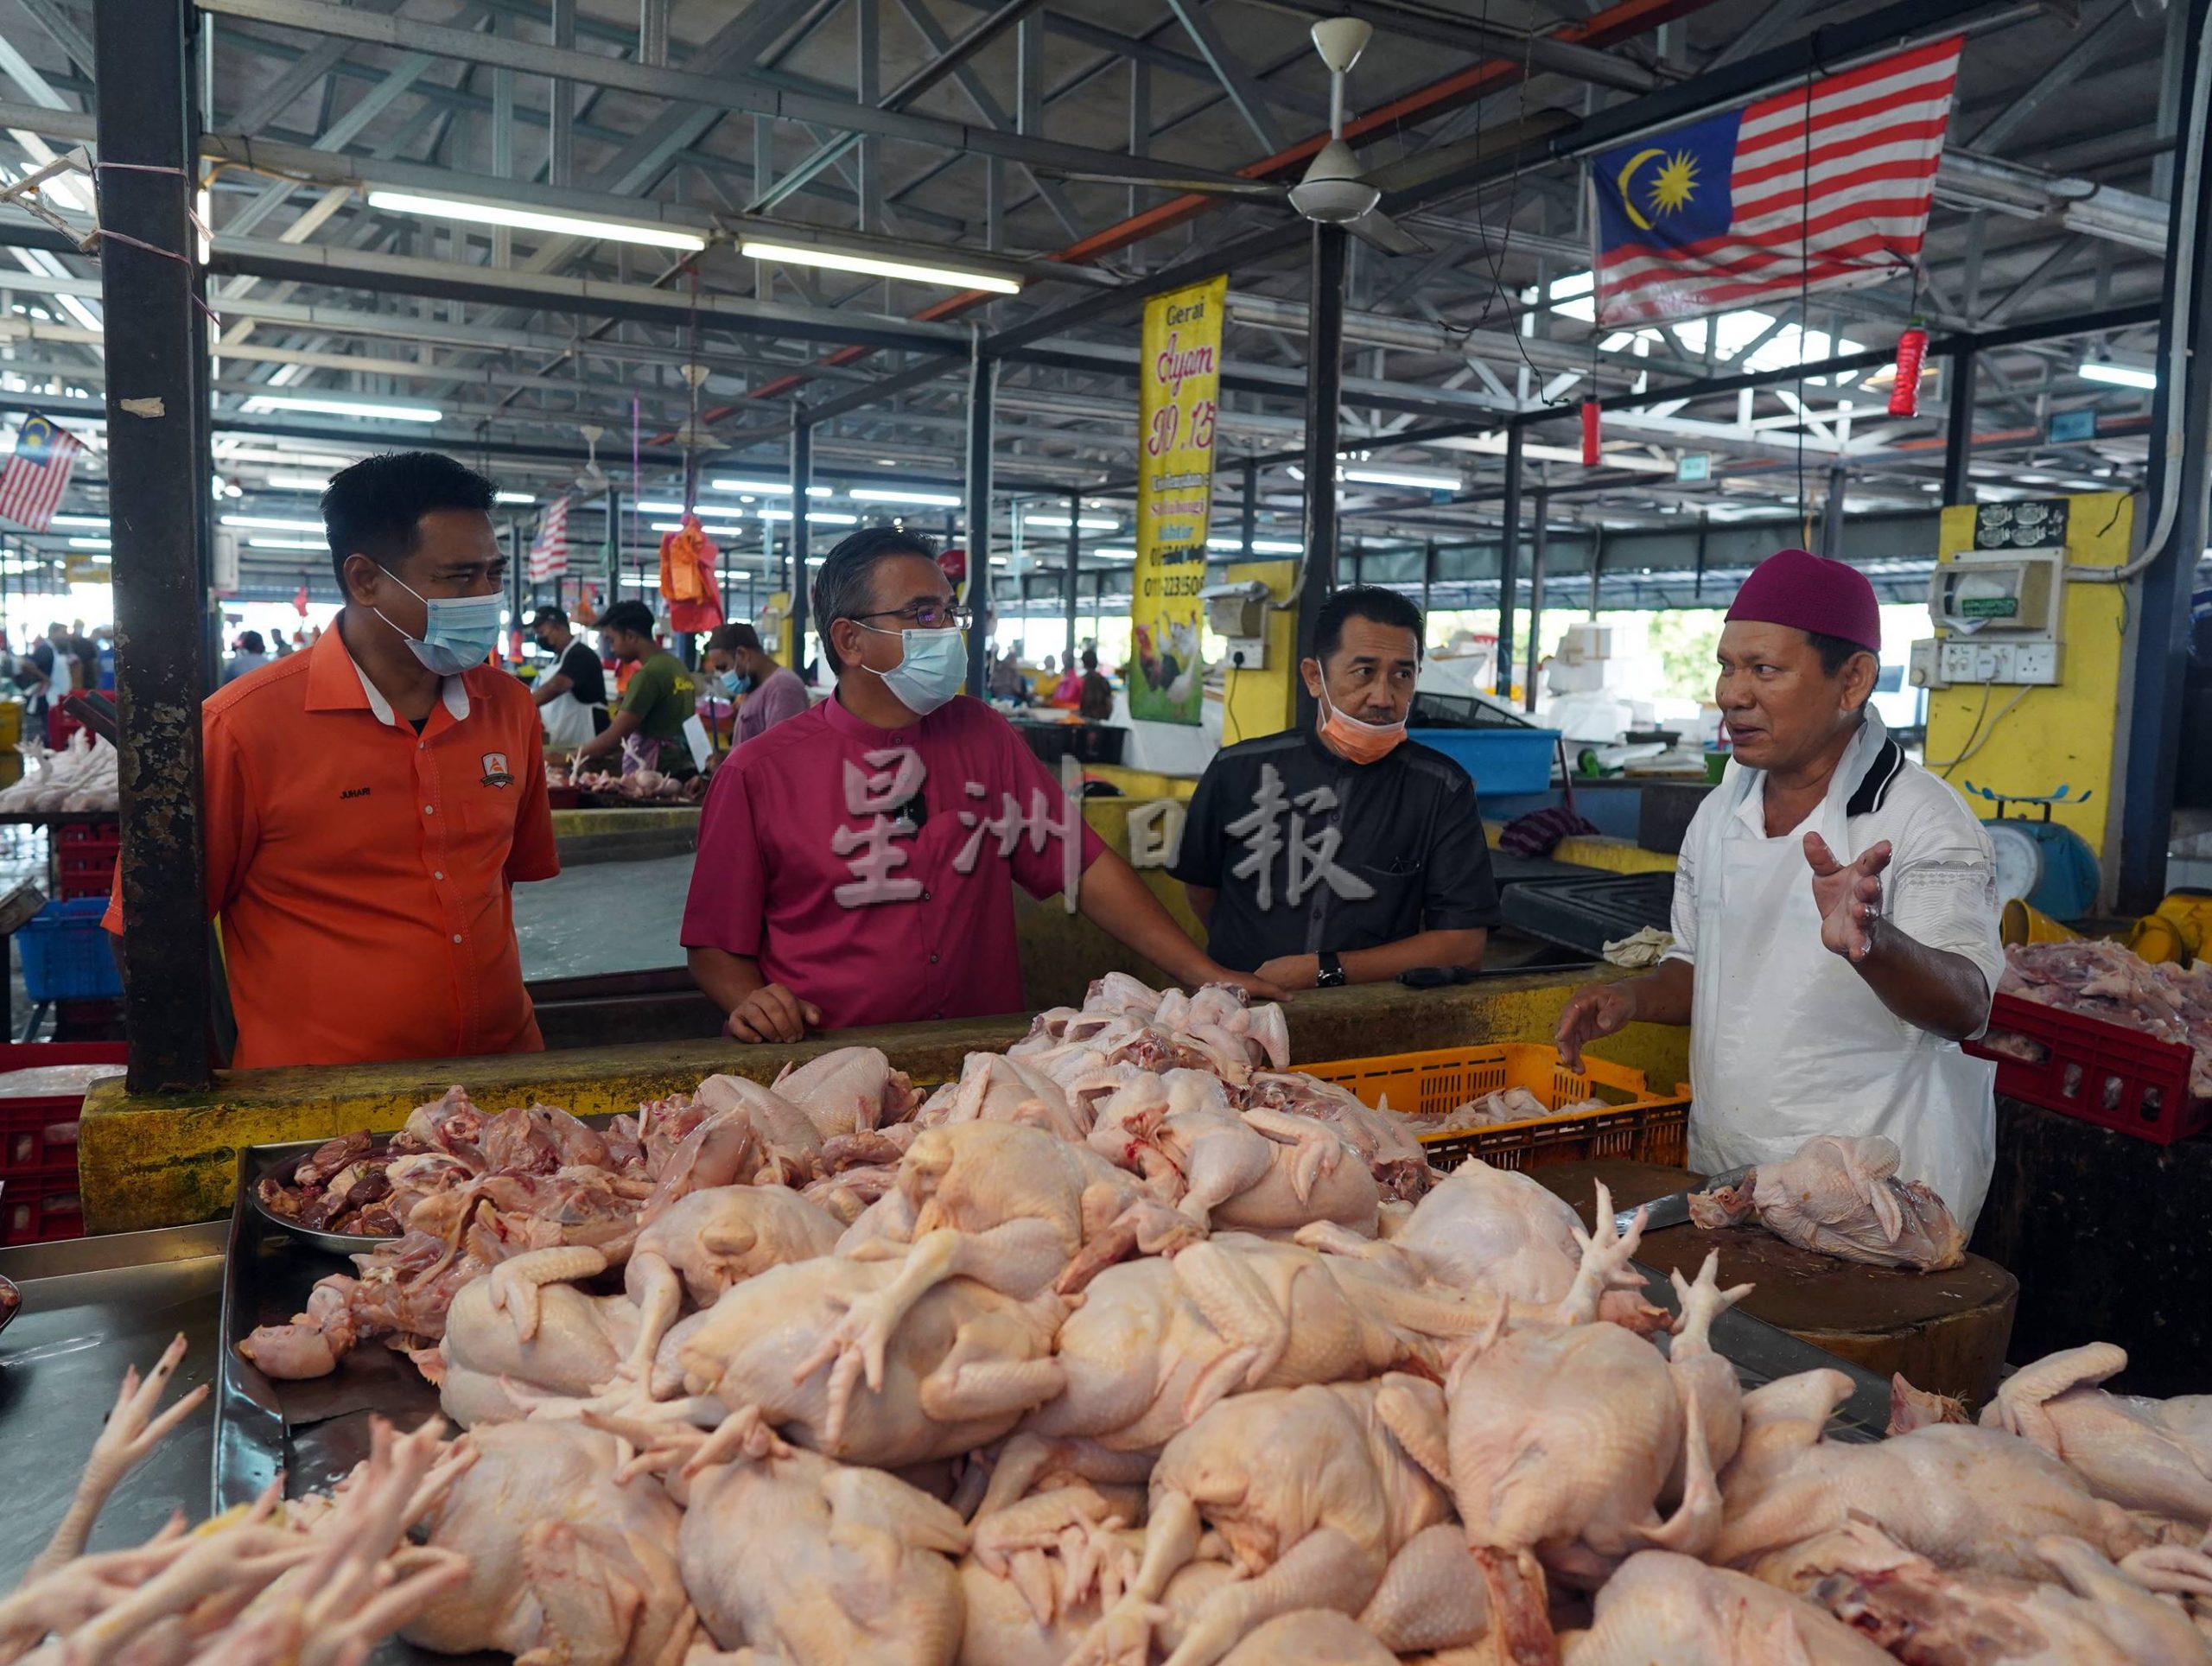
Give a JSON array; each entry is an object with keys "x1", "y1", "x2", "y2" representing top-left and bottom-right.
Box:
[{"x1": 849, "y1": 602, "x2": 973, "y2": 630}]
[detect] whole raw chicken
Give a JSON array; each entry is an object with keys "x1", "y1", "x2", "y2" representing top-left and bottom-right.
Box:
[
  {"x1": 1299, "y1": 1157, "x2": 1664, "y2": 1332},
  {"x1": 1979, "y1": 1341, "x2": 2212, "y2": 1525},
  {"x1": 580, "y1": 1252, "x2": 1069, "y2": 1466},
  {"x1": 772, "y1": 1046, "x2": 917, "y2": 1138},
  {"x1": 1447, "y1": 1239, "x2": 1746, "y2": 1598},
  {"x1": 654, "y1": 1411, "x2": 968, "y2": 1666},
  {"x1": 1688, "y1": 1134, "x2": 1966, "y2": 1271},
  {"x1": 1714, "y1": 1368, "x2": 2154, "y2": 1580},
  {"x1": 441, "y1": 1247, "x2": 642, "y2": 1427},
  {"x1": 1564, "y1": 1548, "x2": 1893, "y2": 1665},
  {"x1": 1239, "y1": 1071, "x2": 1432, "y2": 1203},
  {"x1": 1074, "y1": 1374, "x2": 1458, "y2": 1666},
  {"x1": 402, "y1": 1421, "x2": 694, "y2": 1666}
]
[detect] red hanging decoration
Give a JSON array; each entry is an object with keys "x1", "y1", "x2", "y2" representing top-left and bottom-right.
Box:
[
  {"x1": 1888, "y1": 321, "x2": 1929, "y2": 417},
  {"x1": 1580, "y1": 400, "x2": 1601, "y2": 466}
]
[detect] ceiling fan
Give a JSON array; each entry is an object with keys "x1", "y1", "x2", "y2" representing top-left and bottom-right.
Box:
[{"x1": 1046, "y1": 17, "x2": 1430, "y2": 257}]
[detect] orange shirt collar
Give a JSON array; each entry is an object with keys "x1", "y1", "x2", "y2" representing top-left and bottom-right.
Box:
[{"x1": 303, "y1": 614, "x2": 473, "y2": 728}]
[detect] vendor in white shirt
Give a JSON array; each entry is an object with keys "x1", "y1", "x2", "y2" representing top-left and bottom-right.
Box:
[{"x1": 1555, "y1": 548, "x2": 2004, "y2": 1230}]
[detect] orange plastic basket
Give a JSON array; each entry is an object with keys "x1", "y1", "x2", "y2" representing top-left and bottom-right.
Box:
[{"x1": 1301, "y1": 1043, "x2": 1691, "y2": 1173}]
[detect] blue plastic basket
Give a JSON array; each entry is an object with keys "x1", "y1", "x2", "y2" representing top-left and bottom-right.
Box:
[
  {"x1": 19, "y1": 898, "x2": 123, "y2": 1002},
  {"x1": 1408, "y1": 726, "x2": 1562, "y2": 796}
]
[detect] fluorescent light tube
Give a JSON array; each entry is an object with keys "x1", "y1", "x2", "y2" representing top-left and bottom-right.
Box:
[
  {"x1": 739, "y1": 238, "x2": 1022, "y2": 296},
  {"x1": 650, "y1": 520, "x2": 744, "y2": 533},
  {"x1": 67, "y1": 536, "x2": 109, "y2": 549},
  {"x1": 849, "y1": 487, "x2": 963, "y2": 506},
  {"x1": 709, "y1": 479, "x2": 831, "y2": 497},
  {"x1": 495, "y1": 491, "x2": 536, "y2": 505},
  {"x1": 222, "y1": 514, "x2": 325, "y2": 532},
  {"x1": 2078, "y1": 360, "x2": 2156, "y2": 390},
  {"x1": 760, "y1": 509, "x2": 857, "y2": 525},
  {"x1": 1025, "y1": 514, "x2": 1121, "y2": 531},
  {"x1": 50, "y1": 514, "x2": 107, "y2": 529},
  {"x1": 244, "y1": 394, "x2": 443, "y2": 423},
  {"x1": 365, "y1": 189, "x2": 707, "y2": 252},
  {"x1": 1205, "y1": 537, "x2": 1302, "y2": 554},
  {"x1": 1343, "y1": 467, "x2": 1459, "y2": 490},
  {"x1": 248, "y1": 536, "x2": 328, "y2": 550}
]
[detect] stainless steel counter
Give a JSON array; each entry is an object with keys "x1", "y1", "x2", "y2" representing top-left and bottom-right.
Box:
[{"x1": 0, "y1": 1224, "x2": 226, "y2": 1591}]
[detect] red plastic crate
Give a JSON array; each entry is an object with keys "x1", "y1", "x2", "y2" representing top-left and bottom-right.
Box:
[
  {"x1": 0, "y1": 1171, "x2": 83, "y2": 1243},
  {"x1": 0, "y1": 1041, "x2": 125, "y2": 1186},
  {"x1": 57, "y1": 823, "x2": 119, "y2": 849},
  {"x1": 1967, "y1": 992, "x2": 2210, "y2": 1145}
]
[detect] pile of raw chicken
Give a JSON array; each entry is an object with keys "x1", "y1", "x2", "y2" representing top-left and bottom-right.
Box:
[
  {"x1": 20, "y1": 977, "x2": 2212, "y2": 1666},
  {"x1": 1995, "y1": 938, "x2": 2212, "y2": 1097},
  {"x1": 567, "y1": 765, "x2": 709, "y2": 804}
]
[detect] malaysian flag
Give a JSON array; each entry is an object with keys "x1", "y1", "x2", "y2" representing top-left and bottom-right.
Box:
[
  {"x1": 1590, "y1": 37, "x2": 1963, "y2": 327},
  {"x1": 527, "y1": 495, "x2": 569, "y2": 582},
  {"x1": 0, "y1": 415, "x2": 80, "y2": 532}
]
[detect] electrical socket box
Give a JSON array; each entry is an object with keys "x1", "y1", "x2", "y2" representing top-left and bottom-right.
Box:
[
  {"x1": 1201, "y1": 580, "x2": 1272, "y2": 640},
  {"x1": 1224, "y1": 638, "x2": 1268, "y2": 671},
  {"x1": 1929, "y1": 547, "x2": 2065, "y2": 637},
  {"x1": 1936, "y1": 639, "x2": 2062, "y2": 685},
  {"x1": 1908, "y1": 639, "x2": 1947, "y2": 690}
]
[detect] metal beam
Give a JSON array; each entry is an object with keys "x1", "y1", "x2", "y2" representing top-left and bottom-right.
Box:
[
  {"x1": 789, "y1": 421, "x2": 811, "y2": 667},
  {"x1": 199, "y1": 0, "x2": 1268, "y2": 194},
  {"x1": 1971, "y1": 0, "x2": 2135, "y2": 152},
  {"x1": 1163, "y1": 0, "x2": 1285, "y2": 152},
  {"x1": 1497, "y1": 424, "x2": 1522, "y2": 699},
  {"x1": 97, "y1": 0, "x2": 213, "y2": 1091},
  {"x1": 1524, "y1": 492, "x2": 1547, "y2": 713}
]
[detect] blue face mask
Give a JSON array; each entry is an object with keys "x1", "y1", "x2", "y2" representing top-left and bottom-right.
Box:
[
  {"x1": 375, "y1": 569, "x2": 504, "y2": 677},
  {"x1": 720, "y1": 669, "x2": 750, "y2": 697},
  {"x1": 860, "y1": 624, "x2": 967, "y2": 716}
]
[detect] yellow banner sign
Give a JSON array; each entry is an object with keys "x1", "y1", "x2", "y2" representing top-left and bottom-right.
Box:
[{"x1": 1132, "y1": 274, "x2": 1225, "y2": 726}]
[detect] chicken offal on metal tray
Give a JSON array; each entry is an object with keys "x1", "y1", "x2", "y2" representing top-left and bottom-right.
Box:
[{"x1": 149, "y1": 974, "x2": 2212, "y2": 1665}]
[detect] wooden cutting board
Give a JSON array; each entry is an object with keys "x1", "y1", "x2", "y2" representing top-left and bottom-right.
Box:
[{"x1": 1528, "y1": 1159, "x2": 2018, "y2": 1411}]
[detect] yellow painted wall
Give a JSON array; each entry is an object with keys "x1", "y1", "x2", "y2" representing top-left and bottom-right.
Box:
[
  {"x1": 1926, "y1": 493, "x2": 2131, "y2": 860},
  {"x1": 762, "y1": 589, "x2": 795, "y2": 671},
  {"x1": 1221, "y1": 559, "x2": 1300, "y2": 748}
]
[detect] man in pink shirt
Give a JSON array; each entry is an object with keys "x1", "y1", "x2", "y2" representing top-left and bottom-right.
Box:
[
  {"x1": 683, "y1": 528, "x2": 1281, "y2": 1041},
  {"x1": 706, "y1": 621, "x2": 810, "y2": 746}
]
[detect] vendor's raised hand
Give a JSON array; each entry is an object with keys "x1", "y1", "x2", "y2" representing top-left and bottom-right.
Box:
[
  {"x1": 1805, "y1": 833, "x2": 1892, "y2": 963},
  {"x1": 1554, "y1": 982, "x2": 1636, "y2": 1071},
  {"x1": 725, "y1": 982, "x2": 820, "y2": 1044}
]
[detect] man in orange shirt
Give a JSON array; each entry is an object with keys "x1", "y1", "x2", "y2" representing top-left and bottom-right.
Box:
[{"x1": 105, "y1": 451, "x2": 558, "y2": 1069}]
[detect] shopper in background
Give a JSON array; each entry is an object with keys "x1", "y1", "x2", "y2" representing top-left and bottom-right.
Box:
[
  {"x1": 221, "y1": 630, "x2": 270, "y2": 685},
  {"x1": 1173, "y1": 586, "x2": 1500, "y2": 993},
  {"x1": 988, "y1": 643, "x2": 1025, "y2": 701},
  {"x1": 272, "y1": 635, "x2": 292, "y2": 659},
  {"x1": 705, "y1": 621, "x2": 809, "y2": 747},
  {"x1": 683, "y1": 526, "x2": 1282, "y2": 1043},
  {"x1": 103, "y1": 449, "x2": 557, "y2": 1069},
  {"x1": 67, "y1": 627, "x2": 97, "y2": 696},
  {"x1": 571, "y1": 598, "x2": 699, "y2": 779},
  {"x1": 527, "y1": 603, "x2": 610, "y2": 752},
  {"x1": 23, "y1": 623, "x2": 63, "y2": 716},
  {"x1": 1077, "y1": 647, "x2": 1113, "y2": 721}
]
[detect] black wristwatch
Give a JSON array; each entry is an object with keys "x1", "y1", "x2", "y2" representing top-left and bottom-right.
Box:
[{"x1": 1316, "y1": 951, "x2": 1348, "y2": 989}]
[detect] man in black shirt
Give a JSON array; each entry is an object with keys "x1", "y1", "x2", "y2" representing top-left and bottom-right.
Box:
[
  {"x1": 528, "y1": 604, "x2": 610, "y2": 743},
  {"x1": 1170, "y1": 586, "x2": 1500, "y2": 989}
]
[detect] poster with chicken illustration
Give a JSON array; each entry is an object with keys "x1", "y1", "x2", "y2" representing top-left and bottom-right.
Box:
[{"x1": 1132, "y1": 274, "x2": 1225, "y2": 725}]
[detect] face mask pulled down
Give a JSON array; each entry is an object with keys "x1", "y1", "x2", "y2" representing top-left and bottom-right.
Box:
[
  {"x1": 860, "y1": 623, "x2": 967, "y2": 716},
  {"x1": 1318, "y1": 684, "x2": 1408, "y2": 765},
  {"x1": 376, "y1": 569, "x2": 504, "y2": 677}
]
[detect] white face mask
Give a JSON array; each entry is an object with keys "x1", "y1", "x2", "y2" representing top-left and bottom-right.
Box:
[{"x1": 860, "y1": 623, "x2": 967, "y2": 716}]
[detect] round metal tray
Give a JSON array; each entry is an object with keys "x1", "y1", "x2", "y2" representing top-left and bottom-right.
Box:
[
  {"x1": 0, "y1": 1272, "x2": 18, "y2": 1337},
  {"x1": 248, "y1": 1148, "x2": 399, "y2": 1256}
]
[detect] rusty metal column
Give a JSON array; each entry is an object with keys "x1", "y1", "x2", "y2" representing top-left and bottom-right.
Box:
[
  {"x1": 99, "y1": 0, "x2": 211, "y2": 1091},
  {"x1": 1523, "y1": 495, "x2": 1548, "y2": 714},
  {"x1": 1496, "y1": 424, "x2": 1523, "y2": 698},
  {"x1": 964, "y1": 347, "x2": 996, "y2": 698},
  {"x1": 1942, "y1": 345, "x2": 1977, "y2": 506},
  {"x1": 602, "y1": 483, "x2": 621, "y2": 603},
  {"x1": 1295, "y1": 222, "x2": 1346, "y2": 727}
]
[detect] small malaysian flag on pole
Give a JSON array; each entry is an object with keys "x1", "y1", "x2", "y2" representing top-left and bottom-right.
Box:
[
  {"x1": 527, "y1": 495, "x2": 569, "y2": 582},
  {"x1": 1589, "y1": 37, "x2": 1964, "y2": 327},
  {"x1": 0, "y1": 415, "x2": 81, "y2": 532}
]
